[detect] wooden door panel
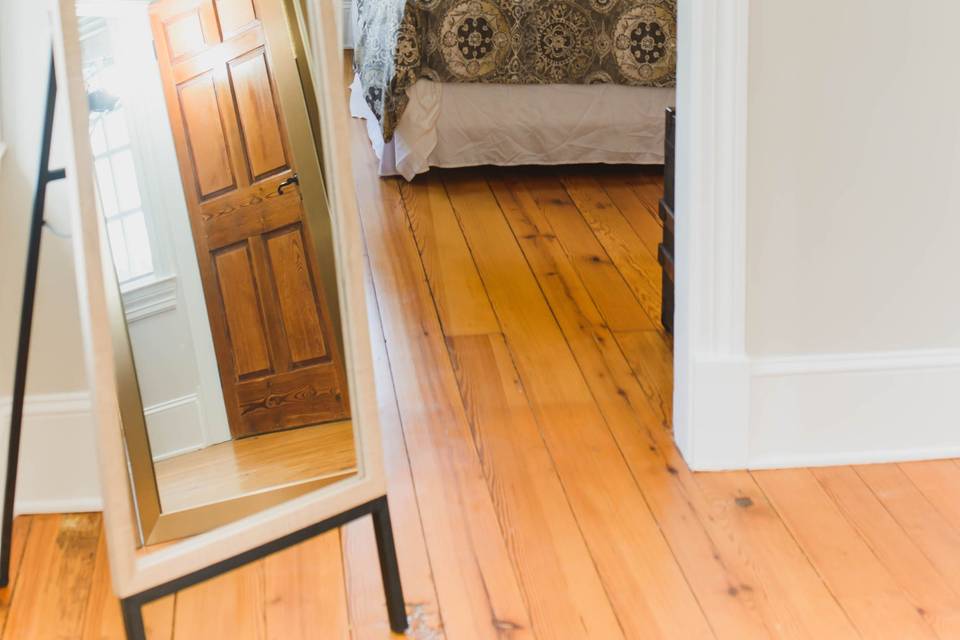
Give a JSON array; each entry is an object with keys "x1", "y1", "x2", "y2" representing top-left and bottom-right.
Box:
[
  {"x1": 216, "y1": 0, "x2": 257, "y2": 37},
  {"x1": 151, "y1": 0, "x2": 350, "y2": 437},
  {"x1": 236, "y1": 366, "x2": 345, "y2": 434},
  {"x1": 170, "y1": 28, "x2": 263, "y2": 85},
  {"x1": 204, "y1": 184, "x2": 300, "y2": 249},
  {"x1": 163, "y1": 11, "x2": 207, "y2": 59},
  {"x1": 214, "y1": 244, "x2": 273, "y2": 379},
  {"x1": 228, "y1": 48, "x2": 288, "y2": 180},
  {"x1": 265, "y1": 225, "x2": 329, "y2": 365},
  {"x1": 177, "y1": 73, "x2": 236, "y2": 198}
]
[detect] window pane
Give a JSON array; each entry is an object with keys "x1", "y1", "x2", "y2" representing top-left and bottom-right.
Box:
[
  {"x1": 111, "y1": 149, "x2": 142, "y2": 212},
  {"x1": 89, "y1": 117, "x2": 107, "y2": 155},
  {"x1": 94, "y1": 156, "x2": 119, "y2": 217},
  {"x1": 104, "y1": 109, "x2": 129, "y2": 148},
  {"x1": 122, "y1": 212, "x2": 154, "y2": 279},
  {"x1": 107, "y1": 218, "x2": 130, "y2": 283}
]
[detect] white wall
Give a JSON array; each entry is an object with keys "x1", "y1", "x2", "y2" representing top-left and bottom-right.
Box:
[
  {"x1": 0, "y1": 0, "x2": 102, "y2": 511},
  {"x1": 747, "y1": 0, "x2": 960, "y2": 355},
  {"x1": 743, "y1": 0, "x2": 960, "y2": 466}
]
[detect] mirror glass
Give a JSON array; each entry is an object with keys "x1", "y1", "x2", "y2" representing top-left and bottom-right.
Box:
[{"x1": 74, "y1": 0, "x2": 357, "y2": 544}]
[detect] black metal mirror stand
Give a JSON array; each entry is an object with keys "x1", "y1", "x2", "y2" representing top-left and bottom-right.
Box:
[
  {"x1": 0, "y1": 51, "x2": 65, "y2": 589},
  {"x1": 120, "y1": 495, "x2": 407, "y2": 639},
  {"x1": 3, "y1": 51, "x2": 409, "y2": 640}
]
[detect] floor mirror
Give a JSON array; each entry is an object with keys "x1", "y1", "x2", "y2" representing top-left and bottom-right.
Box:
[{"x1": 50, "y1": 0, "x2": 406, "y2": 634}]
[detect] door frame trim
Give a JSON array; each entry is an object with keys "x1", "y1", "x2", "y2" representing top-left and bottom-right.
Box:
[{"x1": 673, "y1": 0, "x2": 751, "y2": 470}]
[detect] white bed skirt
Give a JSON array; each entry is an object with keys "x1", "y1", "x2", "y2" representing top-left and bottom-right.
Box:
[{"x1": 350, "y1": 74, "x2": 675, "y2": 180}]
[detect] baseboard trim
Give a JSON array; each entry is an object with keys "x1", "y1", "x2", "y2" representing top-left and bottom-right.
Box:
[
  {"x1": 682, "y1": 356, "x2": 750, "y2": 471},
  {"x1": 152, "y1": 444, "x2": 203, "y2": 463},
  {"x1": 15, "y1": 497, "x2": 103, "y2": 516},
  {"x1": 752, "y1": 348, "x2": 960, "y2": 377},
  {"x1": 742, "y1": 347, "x2": 960, "y2": 470},
  {"x1": 142, "y1": 392, "x2": 208, "y2": 460},
  {"x1": 0, "y1": 392, "x2": 102, "y2": 516},
  {"x1": 0, "y1": 391, "x2": 91, "y2": 417},
  {"x1": 749, "y1": 445, "x2": 960, "y2": 471}
]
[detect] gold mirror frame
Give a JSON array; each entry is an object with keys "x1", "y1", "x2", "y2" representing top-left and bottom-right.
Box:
[
  {"x1": 54, "y1": 0, "x2": 386, "y2": 596},
  {"x1": 81, "y1": 0, "x2": 356, "y2": 546}
]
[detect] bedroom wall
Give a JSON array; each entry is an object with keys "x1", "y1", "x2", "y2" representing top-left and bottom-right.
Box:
[
  {"x1": 743, "y1": 0, "x2": 960, "y2": 466},
  {"x1": 0, "y1": 0, "x2": 102, "y2": 511}
]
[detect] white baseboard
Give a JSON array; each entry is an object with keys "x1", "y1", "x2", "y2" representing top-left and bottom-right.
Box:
[
  {"x1": 744, "y1": 348, "x2": 960, "y2": 469},
  {"x1": 15, "y1": 497, "x2": 103, "y2": 514},
  {"x1": 0, "y1": 392, "x2": 102, "y2": 515},
  {"x1": 680, "y1": 356, "x2": 751, "y2": 471},
  {"x1": 143, "y1": 393, "x2": 205, "y2": 460}
]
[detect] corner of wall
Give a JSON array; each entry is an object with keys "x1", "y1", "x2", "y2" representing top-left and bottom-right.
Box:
[{"x1": 681, "y1": 356, "x2": 751, "y2": 471}]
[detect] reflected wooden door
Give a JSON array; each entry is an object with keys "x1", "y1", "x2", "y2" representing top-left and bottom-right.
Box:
[{"x1": 148, "y1": 0, "x2": 349, "y2": 437}]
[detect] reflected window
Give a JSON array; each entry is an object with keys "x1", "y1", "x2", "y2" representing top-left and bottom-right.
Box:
[{"x1": 80, "y1": 16, "x2": 155, "y2": 284}]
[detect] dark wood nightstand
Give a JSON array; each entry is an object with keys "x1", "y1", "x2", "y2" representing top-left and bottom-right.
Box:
[{"x1": 658, "y1": 107, "x2": 676, "y2": 333}]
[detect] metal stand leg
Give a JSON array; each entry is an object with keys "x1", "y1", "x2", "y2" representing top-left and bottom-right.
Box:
[
  {"x1": 120, "y1": 597, "x2": 147, "y2": 640},
  {"x1": 1, "y1": 51, "x2": 65, "y2": 588},
  {"x1": 372, "y1": 496, "x2": 408, "y2": 633},
  {"x1": 113, "y1": 497, "x2": 406, "y2": 638}
]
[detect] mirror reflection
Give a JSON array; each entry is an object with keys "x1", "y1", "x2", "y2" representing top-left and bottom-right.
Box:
[{"x1": 75, "y1": 0, "x2": 356, "y2": 543}]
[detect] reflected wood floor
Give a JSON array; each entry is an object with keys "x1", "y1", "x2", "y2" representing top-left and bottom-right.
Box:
[
  {"x1": 4, "y1": 100, "x2": 960, "y2": 640},
  {"x1": 156, "y1": 420, "x2": 356, "y2": 513}
]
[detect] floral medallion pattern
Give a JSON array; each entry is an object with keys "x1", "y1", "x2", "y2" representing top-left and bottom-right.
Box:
[
  {"x1": 354, "y1": 0, "x2": 676, "y2": 140},
  {"x1": 439, "y1": 0, "x2": 512, "y2": 79}
]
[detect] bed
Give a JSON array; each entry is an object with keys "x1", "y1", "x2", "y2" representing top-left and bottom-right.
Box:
[{"x1": 350, "y1": 0, "x2": 677, "y2": 180}]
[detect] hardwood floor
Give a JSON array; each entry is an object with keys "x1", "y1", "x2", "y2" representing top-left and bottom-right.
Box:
[{"x1": 4, "y1": 93, "x2": 960, "y2": 639}]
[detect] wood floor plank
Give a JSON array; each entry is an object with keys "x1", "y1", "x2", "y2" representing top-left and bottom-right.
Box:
[
  {"x1": 813, "y1": 465, "x2": 960, "y2": 639},
  {"x1": 490, "y1": 173, "x2": 793, "y2": 639},
  {"x1": 624, "y1": 170, "x2": 666, "y2": 217},
  {"x1": 263, "y1": 531, "x2": 349, "y2": 640},
  {"x1": 446, "y1": 333, "x2": 626, "y2": 639},
  {"x1": 586, "y1": 171, "x2": 662, "y2": 259},
  {"x1": 399, "y1": 177, "x2": 499, "y2": 337},
  {"x1": 615, "y1": 330, "x2": 674, "y2": 429},
  {"x1": 600, "y1": 287, "x2": 855, "y2": 639},
  {"x1": 0, "y1": 517, "x2": 31, "y2": 636},
  {"x1": 3, "y1": 514, "x2": 100, "y2": 640},
  {"x1": 693, "y1": 472, "x2": 859, "y2": 639},
  {"x1": 342, "y1": 259, "x2": 444, "y2": 639},
  {"x1": 81, "y1": 527, "x2": 175, "y2": 640},
  {"x1": 856, "y1": 463, "x2": 960, "y2": 597},
  {"x1": 754, "y1": 468, "x2": 938, "y2": 640},
  {"x1": 350, "y1": 120, "x2": 534, "y2": 639},
  {"x1": 173, "y1": 563, "x2": 266, "y2": 639},
  {"x1": 143, "y1": 599, "x2": 176, "y2": 640},
  {"x1": 402, "y1": 165, "x2": 623, "y2": 638},
  {"x1": 444, "y1": 171, "x2": 714, "y2": 639},
  {"x1": 899, "y1": 460, "x2": 960, "y2": 535},
  {"x1": 559, "y1": 173, "x2": 663, "y2": 327},
  {"x1": 512, "y1": 173, "x2": 654, "y2": 332}
]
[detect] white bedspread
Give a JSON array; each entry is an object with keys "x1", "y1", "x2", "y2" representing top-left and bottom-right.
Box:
[{"x1": 350, "y1": 75, "x2": 674, "y2": 181}]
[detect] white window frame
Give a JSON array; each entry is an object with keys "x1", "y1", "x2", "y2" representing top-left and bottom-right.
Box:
[{"x1": 78, "y1": 1, "x2": 175, "y2": 294}]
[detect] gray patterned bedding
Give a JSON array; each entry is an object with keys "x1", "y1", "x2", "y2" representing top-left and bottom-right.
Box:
[{"x1": 353, "y1": 0, "x2": 677, "y2": 141}]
